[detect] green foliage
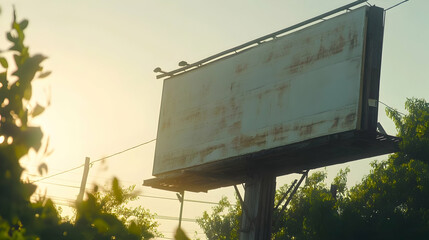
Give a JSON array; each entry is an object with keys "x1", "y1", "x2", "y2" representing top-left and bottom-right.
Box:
[
  {"x1": 0, "y1": 9, "x2": 49, "y2": 239},
  {"x1": 0, "y1": 10, "x2": 159, "y2": 239},
  {"x1": 196, "y1": 196, "x2": 241, "y2": 240},
  {"x1": 340, "y1": 98, "x2": 429, "y2": 239},
  {"x1": 387, "y1": 98, "x2": 429, "y2": 164},
  {"x1": 198, "y1": 99, "x2": 429, "y2": 239},
  {"x1": 274, "y1": 170, "x2": 346, "y2": 240},
  {"x1": 91, "y1": 180, "x2": 161, "y2": 239}
]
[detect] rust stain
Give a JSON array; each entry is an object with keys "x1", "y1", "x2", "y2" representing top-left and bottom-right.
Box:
[
  {"x1": 300, "y1": 124, "x2": 313, "y2": 136},
  {"x1": 289, "y1": 55, "x2": 314, "y2": 74},
  {"x1": 316, "y1": 35, "x2": 345, "y2": 59},
  {"x1": 272, "y1": 125, "x2": 290, "y2": 142},
  {"x1": 272, "y1": 126, "x2": 284, "y2": 135},
  {"x1": 288, "y1": 31, "x2": 346, "y2": 74},
  {"x1": 235, "y1": 64, "x2": 248, "y2": 74},
  {"x1": 233, "y1": 133, "x2": 267, "y2": 150},
  {"x1": 349, "y1": 32, "x2": 358, "y2": 50},
  {"x1": 185, "y1": 111, "x2": 202, "y2": 121},
  {"x1": 255, "y1": 83, "x2": 290, "y2": 103},
  {"x1": 257, "y1": 88, "x2": 274, "y2": 100},
  {"x1": 297, "y1": 121, "x2": 326, "y2": 137},
  {"x1": 214, "y1": 105, "x2": 226, "y2": 115},
  {"x1": 278, "y1": 82, "x2": 290, "y2": 92},
  {"x1": 265, "y1": 43, "x2": 292, "y2": 63},
  {"x1": 199, "y1": 144, "x2": 226, "y2": 160},
  {"x1": 344, "y1": 113, "x2": 356, "y2": 126},
  {"x1": 335, "y1": 25, "x2": 345, "y2": 33},
  {"x1": 161, "y1": 118, "x2": 171, "y2": 131},
  {"x1": 229, "y1": 121, "x2": 241, "y2": 135},
  {"x1": 277, "y1": 82, "x2": 290, "y2": 99},
  {"x1": 218, "y1": 118, "x2": 227, "y2": 129},
  {"x1": 229, "y1": 98, "x2": 242, "y2": 117},
  {"x1": 331, "y1": 117, "x2": 340, "y2": 129},
  {"x1": 264, "y1": 52, "x2": 274, "y2": 63}
]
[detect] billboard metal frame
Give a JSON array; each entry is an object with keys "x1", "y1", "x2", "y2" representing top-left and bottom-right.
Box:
[{"x1": 155, "y1": 0, "x2": 368, "y2": 80}]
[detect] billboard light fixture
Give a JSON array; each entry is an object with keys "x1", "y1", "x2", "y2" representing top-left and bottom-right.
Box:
[{"x1": 153, "y1": 67, "x2": 166, "y2": 74}]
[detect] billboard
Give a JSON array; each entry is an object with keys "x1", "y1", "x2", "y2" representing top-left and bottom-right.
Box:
[{"x1": 146, "y1": 6, "x2": 397, "y2": 191}]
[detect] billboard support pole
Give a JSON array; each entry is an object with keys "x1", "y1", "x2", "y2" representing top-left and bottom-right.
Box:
[
  {"x1": 177, "y1": 191, "x2": 185, "y2": 229},
  {"x1": 239, "y1": 173, "x2": 276, "y2": 240},
  {"x1": 77, "y1": 157, "x2": 90, "y2": 203}
]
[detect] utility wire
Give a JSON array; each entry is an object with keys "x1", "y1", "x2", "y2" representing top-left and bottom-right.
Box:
[
  {"x1": 31, "y1": 164, "x2": 85, "y2": 183},
  {"x1": 90, "y1": 138, "x2": 156, "y2": 165},
  {"x1": 385, "y1": 0, "x2": 409, "y2": 11},
  {"x1": 154, "y1": 215, "x2": 196, "y2": 222},
  {"x1": 37, "y1": 182, "x2": 80, "y2": 189},
  {"x1": 137, "y1": 194, "x2": 220, "y2": 205},
  {"x1": 33, "y1": 186, "x2": 222, "y2": 205},
  {"x1": 31, "y1": 138, "x2": 156, "y2": 183},
  {"x1": 378, "y1": 100, "x2": 406, "y2": 116}
]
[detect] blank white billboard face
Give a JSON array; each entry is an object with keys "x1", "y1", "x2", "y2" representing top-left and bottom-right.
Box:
[{"x1": 153, "y1": 7, "x2": 369, "y2": 176}]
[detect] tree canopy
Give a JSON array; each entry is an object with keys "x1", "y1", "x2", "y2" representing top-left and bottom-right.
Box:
[
  {"x1": 198, "y1": 98, "x2": 429, "y2": 240},
  {"x1": 0, "y1": 10, "x2": 159, "y2": 240}
]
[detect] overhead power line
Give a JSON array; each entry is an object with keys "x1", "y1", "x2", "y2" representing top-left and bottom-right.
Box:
[
  {"x1": 137, "y1": 194, "x2": 220, "y2": 205},
  {"x1": 385, "y1": 0, "x2": 409, "y2": 11},
  {"x1": 90, "y1": 138, "x2": 156, "y2": 165},
  {"x1": 31, "y1": 138, "x2": 156, "y2": 183},
  {"x1": 33, "y1": 186, "x2": 222, "y2": 205},
  {"x1": 31, "y1": 164, "x2": 85, "y2": 184},
  {"x1": 378, "y1": 100, "x2": 406, "y2": 116},
  {"x1": 38, "y1": 182, "x2": 80, "y2": 189}
]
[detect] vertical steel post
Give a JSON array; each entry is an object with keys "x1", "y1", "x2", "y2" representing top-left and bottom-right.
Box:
[
  {"x1": 77, "y1": 157, "x2": 90, "y2": 203},
  {"x1": 239, "y1": 173, "x2": 276, "y2": 240},
  {"x1": 178, "y1": 191, "x2": 185, "y2": 228}
]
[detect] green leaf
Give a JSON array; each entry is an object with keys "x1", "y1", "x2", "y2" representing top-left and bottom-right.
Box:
[
  {"x1": 19, "y1": 19, "x2": 29, "y2": 30},
  {"x1": 112, "y1": 177, "x2": 124, "y2": 204},
  {"x1": 0, "y1": 57, "x2": 8, "y2": 68},
  {"x1": 6, "y1": 32, "x2": 14, "y2": 42},
  {"x1": 20, "y1": 126, "x2": 43, "y2": 151},
  {"x1": 38, "y1": 71, "x2": 51, "y2": 79},
  {"x1": 93, "y1": 219, "x2": 109, "y2": 233},
  {"x1": 128, "y1": 221, "x2": 141, "y2": 236},
  {"x1": 32, "y1": 104, "x2": 45, "y2": 118},
  {"x1": 24, "y1": 87, "x2": 32, "y2": 100}
]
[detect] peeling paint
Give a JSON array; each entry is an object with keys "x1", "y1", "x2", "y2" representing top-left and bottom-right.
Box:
[{"x1": 233, "y1": 133, "x2": 268, "y2": 150}]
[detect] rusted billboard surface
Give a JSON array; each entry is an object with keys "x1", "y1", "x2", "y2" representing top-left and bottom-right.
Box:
[{"x1": 153, "y1": 7, "x2": 370, "y2": 176}]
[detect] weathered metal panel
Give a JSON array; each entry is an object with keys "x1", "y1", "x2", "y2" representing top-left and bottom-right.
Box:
[{"x1": 153, "y1": 7, "x2": 369, "y2": 176}]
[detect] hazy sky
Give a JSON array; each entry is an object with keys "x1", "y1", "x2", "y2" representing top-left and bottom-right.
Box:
[{"x1": 1, "y1": 0, "x2": 428, "y2": 239}]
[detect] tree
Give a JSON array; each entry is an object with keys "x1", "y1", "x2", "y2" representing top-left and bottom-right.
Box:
[
  {"x1": 197, "y1": 98, "x2": 429, "y2": 239},
  {"x1": 92, "y1": 179, "x2": 162, "y2": 239},
  {"x1": 339, "y1": 98, "x2": 429, "y2": 240},
  {"x1": 0, "y1": 9, "x2": 53, "y2": 239},
  {"x1": 0, "y1": 10, "x2": 158, "y2": 239},
  {"x1": 196, "y1": 196, "x2": 241, "y2": 240}
]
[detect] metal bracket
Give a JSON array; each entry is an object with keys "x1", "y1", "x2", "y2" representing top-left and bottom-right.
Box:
[
  {"x1": 234, "y1": 185, "x2": 254, "y2": 232},
  {"x1": 274, "y1": 179, "x2": 297, "y2": 211},
  {"x1": 273, "y1": 170, "x2": 309, "y2": 229},
  {"x1": 377, "y1": 122, "x2": 387, "y2": 135}
]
